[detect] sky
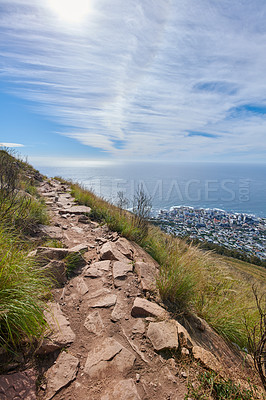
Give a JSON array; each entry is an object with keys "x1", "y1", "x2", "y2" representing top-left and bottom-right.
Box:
[{"x1": 0, "y1": 0, "x2": 266, "y2": 166}]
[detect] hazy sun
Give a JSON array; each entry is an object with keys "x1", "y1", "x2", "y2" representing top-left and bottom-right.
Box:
[{"x1": 47, "y1": 0, "x2": 92, "y2": 24}]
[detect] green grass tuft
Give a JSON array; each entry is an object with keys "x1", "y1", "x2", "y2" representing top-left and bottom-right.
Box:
[{"x1": 0, "y1": 226, "x2": 52, "y2": 349}]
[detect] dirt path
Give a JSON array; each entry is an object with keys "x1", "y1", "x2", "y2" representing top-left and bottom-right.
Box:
[{"x1": 36, "y1": 179, "x2": 189, "y2": 400}]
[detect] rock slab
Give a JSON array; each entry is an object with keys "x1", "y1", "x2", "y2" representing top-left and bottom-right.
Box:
[
  {"x1": 131, "y1": 297, "x2": 168, "y2": 319},
  {"x1": 84, "y1": 310, "x2": 105, "y2": 335},
  {"x1": 38, "y1": 302, "x2": 76, "y2": 354},
  {"x1": 101, "y1": 379, "x2": 141, "y2": 400},
  {"x1": 113, "y1": 261, "x2": 133, "y2": 280},
  {"x1": 147, "y1": 321, "x2": 179, "y2": 351},
  {"x1": 44, "y1": 352, "x2": 79, "y2": 400},
  {"x1": 192, "y1": 345, "x2": 222, "y2": 373},
  {"x1": 84, "y1": 337, "x2": 135, "y2": 378}
]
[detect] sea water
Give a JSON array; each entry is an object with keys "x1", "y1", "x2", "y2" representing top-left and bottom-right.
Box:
[{"x1": 38, "y1": 162, "x2": 266, "y2": 218}]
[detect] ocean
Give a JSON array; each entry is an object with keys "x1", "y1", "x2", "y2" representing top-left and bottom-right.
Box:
[{"x1": 38, "y1": 162, "x2": 266, "y2": 218}]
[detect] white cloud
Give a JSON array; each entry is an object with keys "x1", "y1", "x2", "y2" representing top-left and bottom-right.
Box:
[
  {"x1": 0, "y1": 0, "x2": 266, "y2": 161},
  {"x1": 28, "y1": 156, "x2": 116, "y2": 167},
  {"x1": 0, "y1": 143, "x2": 24, "y2": 148}
]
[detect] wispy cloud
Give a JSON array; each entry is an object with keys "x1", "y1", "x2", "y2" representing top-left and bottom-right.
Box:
[
  {"x1": 0, "y1": 0, "x2": 266, "y2": 161},
  {"x1": 0, "y1": 142, "x2": 24, "y2": 148}
]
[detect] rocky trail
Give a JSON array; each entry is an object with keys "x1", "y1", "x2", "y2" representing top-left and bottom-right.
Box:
[{"x1": 0, "y1": 179, "x2": 259, "y2": 400}]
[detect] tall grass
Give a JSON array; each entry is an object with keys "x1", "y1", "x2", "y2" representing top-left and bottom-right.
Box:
[
  {"x1": 0, "y1": 149, "x2": 51, "y2": 351},
  {"x1": 0, "y1": 226, "x2": 52, "y2": 349},
  {"x1": 70, "y1": 183, "x2": 261, "y2": 349}
]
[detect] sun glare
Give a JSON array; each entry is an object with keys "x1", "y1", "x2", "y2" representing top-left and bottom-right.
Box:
[{"x1": 47, "y1": 0, "x2": 92, "y2": 24}]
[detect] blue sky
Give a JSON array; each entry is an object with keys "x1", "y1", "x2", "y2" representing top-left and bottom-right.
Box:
[{"x1": 0, "y1": 0, "x2": 266, "y2": 166}]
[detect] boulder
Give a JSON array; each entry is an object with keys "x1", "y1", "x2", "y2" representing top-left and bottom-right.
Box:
[
  {"x1": 44, "y1": 352, "x2": 79, "y2": 400},
  {"x1": 131, "y1": 298, "x2": 168, "y2": 319},
  {"x1": 147, "y1": 320, "x2": 179, "y2": 351}
]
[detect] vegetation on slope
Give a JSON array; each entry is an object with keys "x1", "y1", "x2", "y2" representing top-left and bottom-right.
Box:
[
  {"x1": 0, "y1": 149, "x2": 51, "y2": 351},
  {"x1": 70, "y1": 183, "x2": 262, "y2": 350}
]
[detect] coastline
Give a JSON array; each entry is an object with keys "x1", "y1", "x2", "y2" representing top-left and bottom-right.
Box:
[{"x1": 153, "y1": 205, "x2": 266, "y2": 261}]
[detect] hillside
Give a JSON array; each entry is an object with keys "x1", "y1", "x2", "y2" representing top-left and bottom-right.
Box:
[{"x1": 0, "y1": 153, "x2": 265, "y2": 399}]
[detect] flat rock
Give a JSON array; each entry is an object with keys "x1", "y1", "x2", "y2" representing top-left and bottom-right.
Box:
[
  {"x1": 147, "y1": 321, "x2": 179, "y2": 351},
  {"x1": 92, "y1": 260, "x2": 111, "y2": 271},
  {"x1": 192, "y1": 345, "x2": 222, "y2": 373},
  {"x1": 73, "y1": 277, "x2": 89, "y2": 295},
  {"x1": 83, "y1": 260, "x2": 110, "y2": 278},
  {"x1": 71, "y1": 226, "x2": 84, "y2": 234},
  {"x1": 69, "y1": 243, "x2": 88, "y2": 253},
  {"x1": 88, "y1": 287, "x2": 111, "y2": 300},
  {"x1": 132, "y1": 319, "x2": 146, "y2": 335},
  {"x1": 38, "y1": 303, "x2": 76, "y2": 354},
  {"x1": 134, "y1": 261, "x2": 157, "y2": 292},
  {"x1": 113, "y1": 261, "x2": 133, "y2": 280},
  {"x1": 36, "y1": 247, "x2": 69, "y2": 263},
  {"x1": 111, "y1": 300, "x2": 126, "y2": 322},
  {"x1": 39, "y1": 225, "x2": 63, "y2": 239},
  {"x1": 42, "y1": 191, "x2": 57, "y2": 197},
  {"x1": 59, "y1": 205, "x2": 91, "y2": 215},
  {"x1": 101, "y1": 379, "x2": 141, "y2": 400},
  {"x1": 88, "y1": 293, "x2": 117, "y2": 308},
  {"x1": 84, "y1": 310, "x2": 105, "y2": 335},
  {"x1": 84, "y1": 337, "x2": 135, "y2": 378},
  {"x1": 44, "y1": 352, "x2": 79, "y2": 400},
  {"x1": 131, "y1": 298, "x2": 168, "y2": 319}
]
